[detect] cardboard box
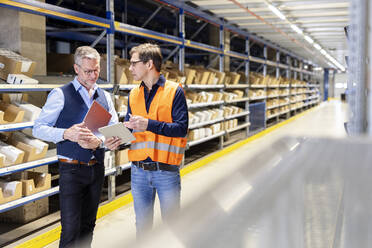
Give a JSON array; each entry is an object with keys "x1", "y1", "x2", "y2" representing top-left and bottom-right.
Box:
[
  {"x1": 0, "y1": 141, "x2": 24, "y2": 167},
  {"x1": 184, "y1": 68, "x2": 196, "y2": 85},
  {"x1": 7, "y1": 74, "x2": 38, "y2": 84},
  {"x1": 207, "y1": 72, "x2": 216, "y2": 85},
  {"x1": 9, "y1": 132, "x2": 48, "y2": 162},
  {"x1": 0, "y1": 101, "x2": 25, "y2": 124},
  {"x1": 100, "y1": 56, "x2": 129, "y2": 84},
  {"x1": 19, "y1": 171, "x2": 51, "y2": 196},
  {"x1": 195, "y1": 70, "x2": 210, "y2": 85},
  {"x1": 0, "y1": 50, "x2": 36, "y2": 80},
  {"x1": 0, "y1": 181, "x2": 22, "y2": 204},
  {"x1": 228, "y1": 72, "x2": 241, "y2": 85},
  {"x1": 115, "y1": 149, "x2": 129, "y2": 166},
  {"x1": 13, "y1": 102, "x2": 42, "y2": 122},
  {"x1": 0, "y1": 197, "x2": 48, "y2": 223},
  {"x1": 214, "y1": 71, "x2": 226, "y2": 85}
]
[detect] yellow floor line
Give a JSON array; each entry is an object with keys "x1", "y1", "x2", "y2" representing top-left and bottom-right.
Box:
[{"x1": 16, "y1": 105, "x2": 319, "y2": 248}]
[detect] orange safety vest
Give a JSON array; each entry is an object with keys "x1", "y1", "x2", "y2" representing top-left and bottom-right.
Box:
[{"x1": 128, "y1": 80, "x2": 187, "y2": 165}]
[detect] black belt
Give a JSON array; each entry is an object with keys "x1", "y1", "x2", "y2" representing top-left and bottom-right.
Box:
[{"x1": 133, "y1": 161, "x2": 179, "y2": 172}]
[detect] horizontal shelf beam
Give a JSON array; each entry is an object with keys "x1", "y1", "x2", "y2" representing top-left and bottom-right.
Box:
[
  {"x1": 0, "y1": 121, "x2": 33, "y2": 132},
  {"x1": 187, "y1": 131, "x2": 225, "y2": 147},
  {"x1": 0, "y1": 83, "x2": 113, "y2": 91},
  {"x1": 0, "y1": 187, "x2": 60, "y2": 213},
  {"x1": 0, "y1": 0, "x2": 110, "y2": 29}
]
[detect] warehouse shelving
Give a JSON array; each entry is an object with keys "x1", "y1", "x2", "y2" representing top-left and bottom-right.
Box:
[
  {"x1": 189, "y1": 117, "x2": 225, "y2": 130},
  {"x1": 0, "y1": 156, "x2": 58, "y2": 176},
  {"x1": 226, "y1": 122, "x2": 251, "y2": 134},
  {"x1": 0, "y1": 122, "x2": 34, "y2": 132},
  {"x1": 225, "y1": 111, "x2": 250, "y2": 121},
  {"x1": 185, "y1": 84, "x2": 224, "y2": 89},
  {"x1": 0, "y1": 1, "x2": 323, "y2": 239},
  {"x1": 187, "y1": 131, "x2": 225, "y2": 148},
  {"x1": 188, "y1": 101, "x2": 224, "y2": 109}
]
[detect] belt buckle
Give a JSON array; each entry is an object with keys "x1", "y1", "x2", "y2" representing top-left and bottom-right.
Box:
[{"x1": 142, "y1": 162, "x2": 158, "y2": 171}]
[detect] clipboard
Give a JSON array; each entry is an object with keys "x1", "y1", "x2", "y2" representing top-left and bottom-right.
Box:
[
  {"x1": 83, "y1": 100, "x2": 112, "y2": 134},
  {"x1": 98, "y1": 123, "x2": 135, "y2": 144}
]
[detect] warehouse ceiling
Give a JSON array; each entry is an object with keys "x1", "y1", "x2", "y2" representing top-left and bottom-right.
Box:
[{"x1": 189, "y1": 0, "x2": 349, "y2": 70}]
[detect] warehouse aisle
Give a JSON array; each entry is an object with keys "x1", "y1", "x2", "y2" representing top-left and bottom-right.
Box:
[{"x1": 41, "y1": 100, "x2": 347, "y2": 248}]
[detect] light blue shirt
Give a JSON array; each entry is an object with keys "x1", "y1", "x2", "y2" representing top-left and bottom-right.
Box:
[{"x1": 33, "y1": 77, "x2": 118, "y2": 147}]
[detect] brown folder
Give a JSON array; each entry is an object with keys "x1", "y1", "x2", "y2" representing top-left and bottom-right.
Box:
[{"x1": 83, "y1": 100, "x2": 112, "y2": 134}]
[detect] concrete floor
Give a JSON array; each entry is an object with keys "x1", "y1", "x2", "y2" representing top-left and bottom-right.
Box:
[{"x1": 38, "y1": 100, "x2": 348, "y2": 247}]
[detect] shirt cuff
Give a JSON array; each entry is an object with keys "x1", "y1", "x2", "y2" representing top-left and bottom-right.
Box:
[
  {"x1": 56, "y1": 128, "x2": 67, "y2": 143},
  {"x1": 147, "y1": 119, "x2": 158, "y2": 133}
]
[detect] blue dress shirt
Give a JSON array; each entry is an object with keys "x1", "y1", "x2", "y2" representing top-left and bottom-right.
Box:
[{"x1": 33, "y1": 77, "x2": 118, "y2": 153}]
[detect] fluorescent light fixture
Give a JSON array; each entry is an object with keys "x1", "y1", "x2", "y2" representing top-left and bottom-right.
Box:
[
  {"x1": 313, "y1": 43, "x2": 322, "y2": 50},
  {"x1": 267, "y1": 3, "x2": 286, "y2": 20},
  {"x1": 320, "y1": 49, "x2": 327, "y2": 55},
  {"x1": 290, "y1": 24, "x2": 303, "y2": 34},
  {"x1": 304, "y1": 35, "x2": 314, "y2": 44}
]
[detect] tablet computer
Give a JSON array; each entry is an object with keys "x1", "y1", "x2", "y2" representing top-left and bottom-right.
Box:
[{"x1": 98, "y1": 123, "x2": 135, "y2": 144}]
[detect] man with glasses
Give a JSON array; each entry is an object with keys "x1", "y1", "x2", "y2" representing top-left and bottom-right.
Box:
[
  {"x1": 124, "y1": 43, "x2": 188, "y2": 237},
  {"x1": 33, "y1": 46, "x2": 122, "y2": 248}
]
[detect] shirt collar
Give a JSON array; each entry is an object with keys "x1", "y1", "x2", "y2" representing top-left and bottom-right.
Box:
[
  {"x1": 72, "y1": 76, "x2": 98, "y2": 92},
  {"x1": 140, "y1": 74, "x2": 165, "y2": 89}
]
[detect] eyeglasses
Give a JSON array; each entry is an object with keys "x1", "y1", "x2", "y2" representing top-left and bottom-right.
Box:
[
  {"x1": 77, "y1": 64, "x2": 99, "y2": 76},
  {"x1": 129, "y1": 60, "x2": 144, "y2": 67}
]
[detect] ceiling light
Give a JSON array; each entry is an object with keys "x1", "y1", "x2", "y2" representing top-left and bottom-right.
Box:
[
  {"x1": 267, "y1": 3, "x2": 286, "y2": 20},
  {"x1": 313, "y1": 43, "x2": 322, "y2": 50},
  {"x1": 290, "y1": 24, "x2": 303, "y2": 34},
  {"x1": 320, "y1": 49, "x2": 327, "y2": 55},
  {"x1": 304, "y1": 35, "x2": 314, "y2": 44}
]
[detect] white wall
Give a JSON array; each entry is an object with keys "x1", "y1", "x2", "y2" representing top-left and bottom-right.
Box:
[{"x1": 334, "y1": 72, "x2": 348, "y2": 98}]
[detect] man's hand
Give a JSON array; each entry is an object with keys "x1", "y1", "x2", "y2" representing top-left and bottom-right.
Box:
[
  {"x1": 64, "y1": 122, "x2": 101, "y2": 149},
  {"x1": 78, "y1": 135, "x2": 102, "y2": 150},
  {"x1": 124, "y1": 114, "x2": 148, "y2": 131},
  {"x1": 63, "y1": 122, "x2": 92, "y2": 142},
  {"x1": 104, "y1": 137, "x2": 122, "y2": 150}
]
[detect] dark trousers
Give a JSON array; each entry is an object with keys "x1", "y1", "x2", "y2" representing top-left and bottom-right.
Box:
[{"x1": 58, "y1": 161, "x2": 105, "y2": 248}]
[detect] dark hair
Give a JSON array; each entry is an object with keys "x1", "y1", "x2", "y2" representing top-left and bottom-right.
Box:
[{"x1": 130, "y1": 43, "x2": 162, "y2": 72}]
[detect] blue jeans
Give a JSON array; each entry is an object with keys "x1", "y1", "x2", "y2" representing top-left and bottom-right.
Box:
[
  {"x1": 58, "y1": 162, "x2": 105, "y2": 248},
  {"x1": 131, "y1": 163, "x2": 181, "y2": 236}
]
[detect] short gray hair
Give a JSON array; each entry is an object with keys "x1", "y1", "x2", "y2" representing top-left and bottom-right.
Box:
[{"x1": 74, "y1": 46, "x2": 100, "y2": 65}]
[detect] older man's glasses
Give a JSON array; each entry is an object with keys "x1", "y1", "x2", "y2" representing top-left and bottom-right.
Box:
[
  {"x1": 77, "y1": 64, "x2": 99, "y2": 76},
  {"x1": 130, "y1": 60, "x2": 144, "y2": 67}
]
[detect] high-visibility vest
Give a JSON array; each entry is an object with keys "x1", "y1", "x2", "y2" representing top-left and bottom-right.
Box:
[{"x1": 128, "y1": 80, "x2": 187, "y2": 165}]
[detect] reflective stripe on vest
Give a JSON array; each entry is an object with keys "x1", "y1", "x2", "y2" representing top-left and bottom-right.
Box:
[
  {"x1": 128, "y1": 80, "x2": 186, "y2": 165},
  {"x1": 130, "y1": 141, "x2": 186, "y2": 154}
]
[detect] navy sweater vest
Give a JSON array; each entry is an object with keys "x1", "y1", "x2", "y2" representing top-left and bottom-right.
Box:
[{"x1": 55, "y1": 82, "x2": 109, "y2": 163}]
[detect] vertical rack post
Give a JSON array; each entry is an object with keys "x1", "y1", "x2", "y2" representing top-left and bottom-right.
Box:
[
  {"x1": 324, "y1": 68, "x2": 329, "y2": 102},
  {"x1": 219, "y1": 24, "x2": 224, "y2": 149},
  {"x1": 121, "y1": 0, "x2": 128, "y2": 58},
  {"x1": 276, "y1": 50, "x2": 280, "y2": 122},
  {"x1": 178, "y1": 8, "x2": 185, "y2": 73},
  {"x1": 286, "y1": 55, "x2": 291, "y2": 119},
  {"x1": 106, "y1": 0, "x2": 115, "y2": 201},
  {"x1": 263, "y1": 45, "x2": 267, "y2": 128},
  {"x1": 245, "y1": 37, "x2": 250, "y2": 136}
]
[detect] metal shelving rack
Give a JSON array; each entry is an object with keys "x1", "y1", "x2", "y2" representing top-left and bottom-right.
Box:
[{"x1": 0, "y1": 0, "x2": 321, "y2": 215}]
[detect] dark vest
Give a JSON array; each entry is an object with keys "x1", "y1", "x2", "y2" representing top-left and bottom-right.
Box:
[{"x1": 55, "y1": 82, "x2": 109, "y2": 163}]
